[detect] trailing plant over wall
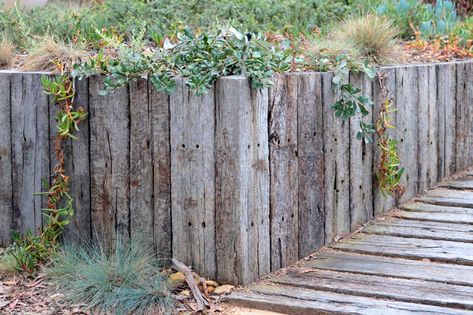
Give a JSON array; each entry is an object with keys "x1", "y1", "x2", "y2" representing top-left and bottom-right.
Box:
[
  {"x1": 330, "y1": 54, "x2": 377, "y2": 144},
  {"x1": 72, "y1": 27, "x2": 291, "y2": 95},
  {"x1": 10, "y1": 63, "x2": 87, "y2": 273},
  {"x1": 375, "y1": 72, "x2": 405, "y2": 198}
]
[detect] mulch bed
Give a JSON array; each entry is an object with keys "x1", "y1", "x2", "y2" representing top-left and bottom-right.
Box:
[{"x1": 0, "y1": 272, "x2": 87, "y2": 315}]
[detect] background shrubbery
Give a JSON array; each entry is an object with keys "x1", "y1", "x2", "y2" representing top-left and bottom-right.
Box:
[{"x1": 0, "y1": 0, "x2": 470, "y2": 54}]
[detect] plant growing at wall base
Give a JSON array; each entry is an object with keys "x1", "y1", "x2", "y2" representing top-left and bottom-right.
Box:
[
  {"x1": 10, "y1": 63, "x2": 87, "y2": 273},
  {"x1": 375, "y1": 73, "x2": 405, "y2": 198}
]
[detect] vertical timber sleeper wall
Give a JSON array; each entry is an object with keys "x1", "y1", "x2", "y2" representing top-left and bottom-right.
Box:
[{"x1": 0, "y1": 61, "x2": 472, "y2": 284}]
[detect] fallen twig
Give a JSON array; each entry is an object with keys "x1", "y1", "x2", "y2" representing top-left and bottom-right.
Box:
[{"x1": 171, "y1": 258, "x2": 209, "y2": 311}]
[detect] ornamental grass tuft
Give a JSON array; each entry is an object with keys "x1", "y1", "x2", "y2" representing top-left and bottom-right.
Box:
[
  {"x1": 0, "y1": 34, "x2": 14, "y2": 69},
  {"x1": 46, "y1": 237, "x2": 174, "y2": 315},
  {"x1": 330, "y1": 14, "x2": 405, "y2": 64}
]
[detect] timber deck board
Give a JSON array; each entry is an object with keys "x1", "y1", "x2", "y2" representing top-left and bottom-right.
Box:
[
  {"x1": 227, "y1": 174, "x2": 473, "y2": 314},
  {"x1": 363, "y1": 219, "x2": 473, "y2": 242}
]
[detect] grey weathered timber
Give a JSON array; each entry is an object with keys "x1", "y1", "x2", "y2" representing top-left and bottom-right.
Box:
[
  {"x1": 305, "y1": 250, "x2": 473, "y2": 286},
  {"x1": 271, "y1": 269, "x2": 473, "y2": 310},
  {"x1": 417, "y1": 65, "x2": 438, "y2": 193},
  {"x1": 1, "y1": 61, "x2": 473, "y2": 287},
  {"x1": 62, "y1": 78, "x2": 91, "y2": 240},
  {"x1": 229, "y1": 283, "x2": 473, "y2": 315},
  {"x1": 331, "y1": 233, "x2": 473, "y2": 265},
  {"x1": 363, "y1": 219, "x2": 473, "y2": 242},
  {"x1": 268, "y1": 74, "x2": 299, "y2": 270},
  {"x1": 437, "y1": 62, "x2": 457, "y2": 178},
  {"x1": 149, "y1": 84, "x2": 171, "y2": 257},
  {"x1": 418, "y1": 187, "x2": 473, "y2": 208},
  {"x1": 372, "y1": 68, "x2": 396, "y2": 215},
  {"x1": 322, "y1": 72, "x2": 350, "y2": 242},
  {"x1": 349, "y1": 72, "x2": 373, "y2": 230},
  {"x1": 396, "y1": 66, "x2": 418, "y2": 203},
  {"x1": 249, "y1": 86, "x2": 271, "y2": 279},
  {"x1": 227, "y1": 173, "x2": 473, "y2": 312},
  {"x1": 396, "y1": 209, "x2": 473, "y2": 224},
  {"x1": 171, "y1": 78, "x2": 216, "y2": 278},
  {"x1": 11, "y1": 73, "x2": 49, "y2": 234},
  {"x1": 296, "y1": 73, "x2": 325, "y2": 258},
  {"x1": 215, "y1": 76, "x2": 270, "y2": 284},
  {"x1": 401, "y1": 201, "x2": 473, "y2": 213},
  {"x1": 129, "y1": 79, "x2": 153, "y2": 250},
  {"x1": 0, "y1": 73, "x2": 11, "y2": 245},
  {"x1": 441, "y1": 178, "x2": 473, "y2": 190},
  {"x1": 89, "y1": 76, "x2": 130, "y2": 247},
  {"x1": 455, "y1": 62, "x2": 473, "y2": 171}
]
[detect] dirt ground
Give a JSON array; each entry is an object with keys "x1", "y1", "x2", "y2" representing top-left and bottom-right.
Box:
[{"x1": 0, "y1": 248, "x2": 269, "y2": 315}]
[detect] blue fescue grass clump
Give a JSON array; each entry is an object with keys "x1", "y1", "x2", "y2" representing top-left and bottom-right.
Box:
[{"x1": 45, "y1": 237, "x2": 174, "y2": 315}]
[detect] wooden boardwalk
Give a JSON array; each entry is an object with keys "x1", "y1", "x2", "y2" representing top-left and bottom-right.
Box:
[{"x1": 227, "y1": 172, "x2": 473, "y2": 314}]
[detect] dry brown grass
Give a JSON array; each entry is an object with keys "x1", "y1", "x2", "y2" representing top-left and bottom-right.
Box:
[
  {"x1": 0, "y1": 36, "x2": 15, "y2": 69},
  {"x1": 21, "y1": 37, "x2": 84, "y2": 72},
  {"x1": 331, "y1": 14, "x2": 406, "y2": 64}
]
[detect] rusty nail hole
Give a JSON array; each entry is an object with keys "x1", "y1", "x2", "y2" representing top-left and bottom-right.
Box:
[{"x1": 187, "y1": 222, "x2": 192, "y2": 227}]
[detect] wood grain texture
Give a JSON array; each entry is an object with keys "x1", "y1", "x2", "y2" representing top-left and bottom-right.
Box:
[
  {"x1": 89, "y1": 76, "x2": 130, "y2": 247},
  {"x1": 149, "y1": 84, "x2": 171, "y2": 258},
  {"x1": 11, "y1": 73, "x2": 49, "y2": 234},
  {"x1": 417, "y1": 65, "x2": 438, "y2": 193},
  {"x1": 0, "y1": 73, "x2": 12, "y2": 245},
  {"x1": 331, "y1": 233, "x2": 473, "y2": 265},
  {"x1": 215, "y1": 77, "x2": 270, "y2": 284},
  {"x1": 372, "y1": 68, "x2": 396, "y2": 215},
  {"x1": 441, "y1": 178, "x2": 473, "y2": 190},
  {"x1": 417, "y1": 188, "x2": 473, "y2": 208},
  {"x1": 62, "y1": 78, "x2": 91, "y2": 240},
  {"x1": 268, "y1": 74, "x2": 299, "y2": 270},
  {"x1": 129, "y1": 79, "x2": 153, "y2": 250},
  {"x1": 306, "y1": 250, "x2": 473, "y2": 286},
  {"x1": 249, "y1": 86, "x2": 271, "y2": 279},
  {"x1": 396, "y1": 66, "x2": 419, "y2": 203},
  {"x1": 272, "y1": 269, "x2": 473, "y2": 310},
  {"x1": 401, "y1": 201, "x2": 473, "y2": 214},
  {"x1": 397, "y1": 209, "x2": 473, "y2": 224},
  {"x1": 322, "y1": 72, "x2": 350, "y2": 242},
  {"x1": 363, "y1": 218, "x2": 473, "y2": 242},
  {"x1": 437, "y1": 62, "x2": 457, "y2": 178},
  {"x1": 456, "y1": 61, "x2": 473, "y2": 171},
  {"x1": 171, "y1": 78, "x2": 216, "y2": 278},
  {"x1": 349, "y1": 72, "x2": 373, "y2": 230},
  {"x1": 296, "y1": 73, "x2": 325, "y2": 258},
  {"x1": 232, "y1": 283, "x2": 473, "y2": 315}
]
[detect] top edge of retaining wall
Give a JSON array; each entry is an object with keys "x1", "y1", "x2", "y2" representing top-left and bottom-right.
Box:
[{"x1": 0, "y1": 59, "x2": 471, "y2": 76}]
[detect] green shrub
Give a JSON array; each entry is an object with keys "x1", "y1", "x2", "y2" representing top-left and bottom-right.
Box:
[
  {"x1": 453, "y1": 16, "x2": 473, "y2": 47},
  {"x1": 0, "y1": 0, "x2": 362, "y2": 51},
  {"x1": 46, "y1": 237, "x2": 174, "y2": 315}
]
